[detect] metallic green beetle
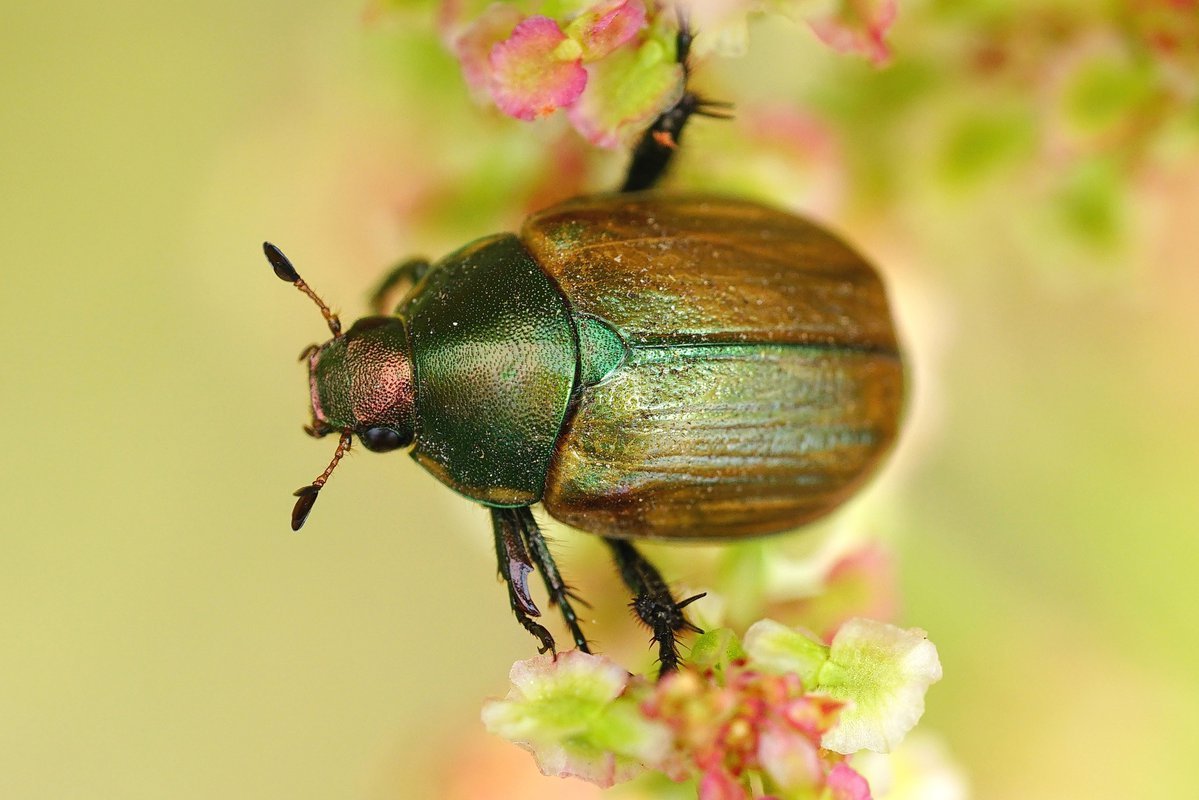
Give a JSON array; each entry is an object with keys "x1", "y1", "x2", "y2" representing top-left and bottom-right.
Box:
[
  {"x1": 265, "y1": 192, "x2": 903, "y2": 671},
  {"x1": 264, "y1": 36, "x2": 903, "y2": 671}
]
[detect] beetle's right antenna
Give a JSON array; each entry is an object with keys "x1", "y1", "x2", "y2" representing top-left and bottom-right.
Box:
[
  {"x1": 290, "y1": 429, "x2": 352, "y2": 531},
  {"x1": 263, "y1": 242, "x2": 342, "y2": 336}
]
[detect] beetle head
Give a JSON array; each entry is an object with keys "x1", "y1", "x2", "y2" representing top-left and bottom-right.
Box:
[
  {"x1": 304, "y1": 316, "x2": 415, "y2": 453},
  {"x1": 263, "y1": 242, "x2": 416, "y2": 531}
]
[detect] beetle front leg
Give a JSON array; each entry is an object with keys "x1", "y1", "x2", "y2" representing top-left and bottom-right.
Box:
[
  {"x1": 369, "y1": 257, "x2": 431, "y2": 315},
  {"x1": 511, "y1": 507, "x2": 592, "y2": 654},
  {"x1": 605, "y1": 538, "x2": 705, "y2": 677},
  {"x1": 491, "y1": 508, "x2": 557, "y2": 655}
]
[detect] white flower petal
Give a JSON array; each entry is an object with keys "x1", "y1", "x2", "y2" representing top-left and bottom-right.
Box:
[
  {"x1": 743, "y1": 618, "x2": 829, "y2": 685},
  {"x1": 817, "y1": 618, "x2": 942, "y2": 754}
]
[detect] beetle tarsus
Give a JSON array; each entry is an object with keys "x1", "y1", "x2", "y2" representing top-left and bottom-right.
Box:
[
  {"x1": 511, "y1": 507, "x2": 592, "y2": 654},
  {"x1": 506, "y1": 584, "x2": 556, "y2": 656},
  {"x1": 620, "y1": 19, "x2": 732, "y2": 192},
  {"x1": 606, "y1": 538, "x2": 704, "y2": 678},
  {"x1": 514, "y1": 605, "x2": 557, "y2": 656},
  {"x1": 369, "y1": 257, "x2": 431, "y2": 315}
]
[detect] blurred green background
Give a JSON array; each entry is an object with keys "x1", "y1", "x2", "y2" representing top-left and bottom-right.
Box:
[{"x1": 3, "y1": 1, "x2": 1197, "y2": 798}]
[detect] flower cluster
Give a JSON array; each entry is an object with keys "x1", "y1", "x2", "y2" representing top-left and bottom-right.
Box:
[
  {"x1": 482, "y1": 618, "x2": 941, "y2": 799},
  {"x1": 438, "y1": 1, "x2": 899, "y2": 146},
  {"x1": 645, "y1": 654, "x2": 862, "y2": 798},
  {"x1": 441, "y1": 0, "x2": 682, "y2": 147}
]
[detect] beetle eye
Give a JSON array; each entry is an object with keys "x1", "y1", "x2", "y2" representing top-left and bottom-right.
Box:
[{"x1": 361, "y1": 426, "x2": 409, "y2": 452}]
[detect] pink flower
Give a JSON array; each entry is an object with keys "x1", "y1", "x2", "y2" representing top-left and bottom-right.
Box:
[
  {"x1": 488, "y1": 16, "x2": 589, "y2": 120},
  {"x1": 643, "y1": 660, "x2": 857, "y2": 797},
  {"x1": 805, "y1": 0, "x2": 899, "y2": 66},
  {"x1": 565, "y1": 41, "x2": 684, "y2": 148},
  {"x1": 567, "y1": 0, "x2": 647, "y2": 60},
  {"x1": 451, "y1": 3, "x2": 524, "y2": 95},
  {"x1": 757, "y1": 725, "x2": 822, "y2": 791},
  {"x1": 482, "y1": 619, "x2": 947, "y2": 795},
  {"x1": 444, "y1": 0, "x2": 904, "y2": 147},
  {"x1": 698, "y1": 765, "x2": 749, "y2": 800},
  {"x1": 827, "y1": 761, "x2": 873, "y2": 800},
  {"x1": 441, "y1": 0, "x2": 676, "y2": 144}
]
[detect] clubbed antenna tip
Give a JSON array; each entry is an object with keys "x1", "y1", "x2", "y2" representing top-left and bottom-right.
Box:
[
  {"x1": 289, "y1": 430, "x2": 352, "y2": 531},
  {"x1": 263, "y1": 241, "x2": 301, "y2": 282},
  {"x1": 262, "y1": 241, "x2": 342, "y2": 336}
]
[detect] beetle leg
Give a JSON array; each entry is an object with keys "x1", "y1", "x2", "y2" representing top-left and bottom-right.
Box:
[
  {"x1": 369, "y1": 257, "x2": 431, "y2": 315},
  {"x1": 491, "y1": 508, "x2": 556, "y2": 655},
  {"x1": 513, "y1": 507, "x2": 592, "y2": 654},
  {"x1": 605, "y1": 538, "x2": 705, "y2": 677},
  {"x1": 620, "y1": 15, "x2": 731, "y2": 192}
]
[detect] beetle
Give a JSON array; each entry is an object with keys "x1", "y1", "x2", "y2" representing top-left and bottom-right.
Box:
[{"x1": 263, "y1": 26, "x2": 904, "y2": 673}]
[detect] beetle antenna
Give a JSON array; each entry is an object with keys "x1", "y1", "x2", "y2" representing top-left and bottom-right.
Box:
[
  {"x1": 263, "y1": 241, "x2": 342, "y2": 337},
  {"x1": 290, "y1": 429, "x2": 352, "y2": 531}
]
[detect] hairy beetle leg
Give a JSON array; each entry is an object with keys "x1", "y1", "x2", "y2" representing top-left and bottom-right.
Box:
[
  {"x1": 492, "y1": 508, "x2": 556, "y2": 655},
  {"x1": 620, "y1": 18, "x2": 732, "y2": 192},
  {"x1": 369, "y1": 257, "x2": 431, "y2": 315},
  {"x1": 513, "y1": 507, "x2": 592, "y2": 654},
  {"x1": 605, "y1": 538, "x2": 705, "y2": 677}
]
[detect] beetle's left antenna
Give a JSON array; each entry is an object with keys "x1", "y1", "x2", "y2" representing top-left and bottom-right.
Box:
[
  {"x1": 263, "y1": 242, "x2": 342, "y2": 336},
  {"x1": 290, "y1": 429, "x2": 352, "y2": 531}
]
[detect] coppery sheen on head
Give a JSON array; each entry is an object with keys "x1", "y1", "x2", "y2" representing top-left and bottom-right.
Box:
[{"x1": 307, "y1": 316, "x2": 415, "y2": 452}]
